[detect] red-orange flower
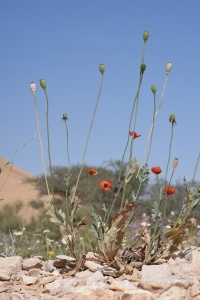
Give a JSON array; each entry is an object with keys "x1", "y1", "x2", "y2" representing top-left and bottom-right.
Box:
[
  {"x1": 129, "y1": 131, "x2": 141, "y2": 139},
  {"x1": 100, "y1": 180, "x2": 112, "y2": 191},
  {"x1": 87, "y1": 168, "x2": 97, "y2": 176},
  {"x1": 151, "y1": 166, "x2": 162, "y2": 174},
  {"x1": 164, "y1": 187, "x2": 176, "y2": 195}
]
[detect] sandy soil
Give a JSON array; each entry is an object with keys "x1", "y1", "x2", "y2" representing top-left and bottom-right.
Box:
[{"x1": 0, "y1": 156, "x2": 49, "y2": 220}]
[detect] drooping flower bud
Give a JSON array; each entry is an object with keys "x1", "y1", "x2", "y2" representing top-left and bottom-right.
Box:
[
  {"x1": 62, "y1": 113, "x2": 68, "y2": 121},
  {"x1": 173, "y1": 158, "x2": 179, "y2": 170},
  {"x1": 30, "y1": 82, "x2": 36, "y2": 95},
  {"x1": 99, "y1": 64, "x2": 105, "y2": 74},
  {"x1": 143, "y1": 31, "x2": 149, "y2": 42},
  {"x1": 40, "y1": 79, "x2": 46, "y2": 90},
  {"x1": 151, "y1": 85, "x2": 156, "y2": 94},
  {"x1": 140, "y1": 63, "x2": 146, "y2": 74},
  {"x1": 166, "y1": 62, "x2": 172, "y2": 74},
  {"x1": 164, "y1": 187, "x2": 176, "y2": 195},
  {"x1": 169, "y1": 114, "x2": 176, "y2": 123}
]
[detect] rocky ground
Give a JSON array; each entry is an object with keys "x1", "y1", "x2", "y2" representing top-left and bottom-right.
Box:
[{"x1": 0, "y1": 247, "x2": 200, "y2": 300}]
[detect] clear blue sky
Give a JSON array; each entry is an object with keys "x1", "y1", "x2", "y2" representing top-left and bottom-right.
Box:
[{"x1": 1, "y1": 1, "x2": 200, "y2": 184}]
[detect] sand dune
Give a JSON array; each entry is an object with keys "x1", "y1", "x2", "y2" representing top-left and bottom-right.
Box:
[{"x1": 0, "y1": 157, "x2": 49, "y2": 220}]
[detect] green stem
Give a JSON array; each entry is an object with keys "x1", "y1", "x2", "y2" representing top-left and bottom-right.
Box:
[
  {"x1": 190, "y1": 151, "x2": 200, "y2": 189},
  {"x1": 141, "y1": 42, "x2": 147, "y2": 63},
  {"x1": 146, "y1": 92, "x2": 156, "y2": 163},
  {"x1": 138, "y1": 74, "x2": 169, "y2": 177},
  {"x1": 44, "y1": 90, "x2": 55, "y2": 203},
  {"x1": 129, "y1": 93, "x2": 139, "y2": 162},
  {"x1": 33, "y1": 95, "x2": 51, "y2": 199},
  {"x1": 64, "y1": 120, "x2": 71, "y2": 174},
  {"x1": 119, "y1": 73, "x2": 144, "y2": 184},
  {"x1": 163, "y1": 123, "x2": 175, "y2": 217},
  {"x1": 164, "y1": 123, "x2": 175, "y2": 185},
  {"x1": 72, "y1": 74, "x2": 104, "y2": 202}
]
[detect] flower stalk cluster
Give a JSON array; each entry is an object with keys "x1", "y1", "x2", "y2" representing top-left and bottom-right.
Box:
[{"x1": 28, "y1": 31, "x2": 200, "y2": 269}]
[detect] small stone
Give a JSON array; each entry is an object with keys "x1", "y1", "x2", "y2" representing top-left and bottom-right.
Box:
[
  {"x1": 86, "y1": 252, "x2": 99, "y2": 260},
  {"x1": 23, "y1": 258, "x2": 43, "y2": 271},
  {"x1": 53, "y1": 255, "x2": 76, "y2": 268},
  {"x1": 52, "y1": 270, "x2": 61, "y2": 277},
  {"x1": 189, "y1": 248, "x2": 200, "y2": 267},
  {"x1": 141, "y1": 263, "x2": 172, "y2": 281},
  {"x1": 159, "y1": 286, "x2": 187, "y2": 300},
  {"x1": 180, "y1": 263, "x2": 200, "y2": 276},
  {"x1": 20, "y1": 275, "x2": 38, "y2": 285},
  {"x1": 0, "y1": 285, "x2": 8, "y2": 292},
  {"x1": 0, "y1": 256, "x2": 23, "y2": 273},
  {"x1": 84, "y1": 260, "x2": 103, "y2": 272},
  {"x1": 0, "y1": 269, "x2": 11, "y2": 281},
  {"x1": 39, "y1": 276, "x2": 56, "y2": 285},
  {"x1": 56, "y1": 255, "x2": 75, "y2": 261},
  {"x1": 29, "y1": 268, "x2": 41, "y2": 276},
  {"x1": 121, "y1": 289, "x2": 155, "y2": 300},
  {"x1": 75, "y1": 269, "x2": 92, "y2": 278},
  {"x1": 191, "y1": 283, "x2": 200, "y2": 298},
  {"x1": 42, "y1": 260, "x2": 56, "y2": 272},
  {"x1": 109, "y1": 279, "x2": 137, "y2": 292},
  {"x1": 7, "y1": 292, "x2": 24, "y2": 300}
]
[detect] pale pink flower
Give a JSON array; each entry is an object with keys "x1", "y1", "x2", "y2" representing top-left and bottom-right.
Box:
[
  {"x1": 30, "y1": 82, "x2": 36, "y2": 95},
  {"x1": 166, "y1": 62, "x2": 172, "y2": 74}
]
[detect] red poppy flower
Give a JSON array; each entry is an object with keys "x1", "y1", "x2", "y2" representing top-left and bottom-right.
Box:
[
  {"x1": 100, "y1": 180, "x2": 112, "y2": 191},
  {"x1": 129, "y1": 131, "x2": 141, "y2": 139},
  {"x1": 151, "y1": 166, "x2": 162, "y2": 174},
  {"x1": 164, "y1": 187, "x2": 176, "y2": 195},
  {"x1": 88, "y1": 168, "x2": 97, "y2": 176}
]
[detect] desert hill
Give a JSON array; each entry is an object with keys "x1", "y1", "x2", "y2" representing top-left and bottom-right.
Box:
[{"x1": 0, "y1": 157, "x2": 49, "y2": 220}]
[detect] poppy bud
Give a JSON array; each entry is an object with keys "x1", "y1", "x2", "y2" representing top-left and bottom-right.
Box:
[
  {"x1": 140, "y1": 63, "x2": 146, "y2": 74},
  {"x1": 164, "y1": 187, "x2": 176, "y2": 195},
  {"x1": 62, "y1": 113, "x2": 68, "y2": 121},
  {"x1": 166, "y1": 62, "x2": 172, "y2": 74},
  {"x1": 151, "y1": 166, "x2": 162, "y2": 174},
  {"x1": 143, "y1": 31, "x2": 149, "y2": 42},
  {"x1": 40, "y1": 79, "x2": 46, "y2": 90},
  {"x1": 30, "y1": 82, "x2": 36, "y2": 95},
  {"x1": 169, "y1": 114, "x2": 176, "y2": 123},
  {"x1": 173, "y1": 158, "x2": 178, "y2": 170},
  {"x1": 151, "y1": 85, "x2": 156, "y2": 94},
  {"x1": 99, "y1": 64, "x2": 105, "y2": 74}
]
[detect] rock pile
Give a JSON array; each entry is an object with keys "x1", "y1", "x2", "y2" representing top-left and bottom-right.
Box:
[{"x1": 0, "y1": 247, "x2": 200, "y2": 300}]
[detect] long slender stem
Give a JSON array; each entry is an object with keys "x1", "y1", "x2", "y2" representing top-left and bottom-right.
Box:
[
  {"x1": 44, "y1": 90, "x2": 55, "y2": 202},
  {"x1": 164, "y1": 123, "x2": 175, "y2": 185},
  {"x1": 190, "y1": 151, "x2": 200, "y2": 188},
  {"x1": 64, "y1": 120, "x2": 71, "y2": 173},
  {"x1": 163, "y1": 123, "x2": 175, "y2": 217},
  {"x1": 72, "y1": 74, "x2": 104, "y2": 202},
  {"x1": 33, "y1": 95, "x2": 51, "y2": 200},
  {"x1": 119, "y1": 73, "x2": 144, "y2": 181},
  {"x1": 108, "y1": 73, "x2": 144, "y2": 224},
  {"x1": 137, "y1": 74, "x2": 169, "y2": 177},
  {"x1": 146, "y1": 92, "x2": 156, "y2": 163}
]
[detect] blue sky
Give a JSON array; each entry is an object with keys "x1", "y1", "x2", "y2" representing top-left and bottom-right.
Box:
[{"x1": 1, "y1": 1, "x2": 200, "y2": 184}]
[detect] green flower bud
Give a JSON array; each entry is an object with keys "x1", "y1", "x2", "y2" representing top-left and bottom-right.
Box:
[
  {"x1": 62, "y1": 113, "x2": 68, "y2": 121},
  {"x1": 143, "y1": 31, "x2": 149, "y2": 42},
  {"x1": 99, "y1": 64, "x2": 105, "y2": 74},
  {"x1": 151, "y1": 85, "x2": 156, "y2": 94},
  {"x1": 140, "y1": 63, "x2": 146, "y2": 74},
  {"x1": 40, "y1": 79, "x2": 46, "y2": 90},
  {"x1": 169, "y1": 114, "x2": 176, "y2": 123}
]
